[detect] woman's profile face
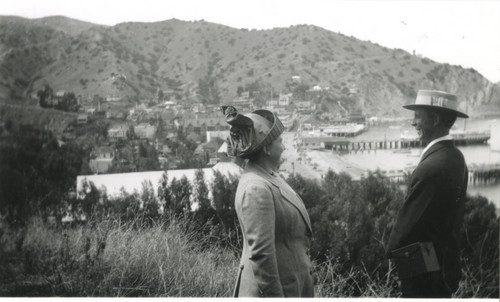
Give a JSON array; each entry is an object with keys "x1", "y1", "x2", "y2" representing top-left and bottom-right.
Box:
[{"x1": 267, "y1": 135, "x2": 285, "y2": 169}]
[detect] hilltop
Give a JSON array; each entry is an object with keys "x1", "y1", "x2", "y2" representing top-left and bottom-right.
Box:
[{"x1": 1, "y1": 15, "x2": 499, "y2": 117}]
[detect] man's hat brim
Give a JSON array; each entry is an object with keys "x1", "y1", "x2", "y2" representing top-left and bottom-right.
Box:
[{"x1": 403, "y1": 104, "x2": 469, "y2": 118}]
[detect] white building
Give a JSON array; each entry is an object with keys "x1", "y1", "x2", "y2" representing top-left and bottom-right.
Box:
[
  {"x1": 296, "y1": 101, "x2": 316, "y2": 113},
  {"x1": 108, "y1": 125, "x2": 128, "y2": 139},
  {"x1": 76, "y1": 162, "x2": 243, "y2": 210},
  {"x1": 106, "y1": 95, "x2": 122, "y2": 102},
  {"x1": 134, "y1": 123, "x2": 156, "y2": 140},
  {"x1": 206, "y1": 130, "x2": 228, "y2": 143},
  {"x1": 277, "y1": 114, "x2": 294, "y2": 130},
  {"x1": 279, "y1": 93, "x2": 292, "y2": 106}
]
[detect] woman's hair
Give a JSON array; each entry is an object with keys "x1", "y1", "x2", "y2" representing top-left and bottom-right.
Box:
[{"x1": 246, "y1": 141, "x2": 271, "y2": 162}]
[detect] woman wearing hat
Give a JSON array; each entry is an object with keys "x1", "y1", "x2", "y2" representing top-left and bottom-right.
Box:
[{"x1": 222, "y1": 106, "x2": 314, "y2": 297}]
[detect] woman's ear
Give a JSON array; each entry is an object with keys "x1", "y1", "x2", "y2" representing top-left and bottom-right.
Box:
[{"x1": 263, "y1": 146, "x2": 271, "y2": 156}]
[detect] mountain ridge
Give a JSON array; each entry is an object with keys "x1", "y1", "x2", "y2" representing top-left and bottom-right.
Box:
[{"x1": 0, "y1": 15, "x2": 498, "y2": 117}]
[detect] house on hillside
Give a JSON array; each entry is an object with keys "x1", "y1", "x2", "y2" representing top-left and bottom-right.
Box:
[
  {"x1": 194, "y1": 145, "x2": 205, "y2": 157},
  {"x1": 160, "y1": 144, "x2": 172, "y2": 156},
  {"x1": 183, "y1": 115, "x2": 229, "y2": 135},
  {"x1": 164, "y1": 101, "x2": 176, "y2": 109},
  {"x1": 77, "y1": 114, "x2": 89, "y2": 125},
  {"x1": 206, "y1": 130, "x2": 228, "y2": 143},
  {"x1": 134, "y1": 123, "x2": 156, "y2": 140},
  {"x1": 108, "y1": 125, "x2": 129, "y2": 140},
  {"x1": 192, "y1": 104, "x2": 206, "y2": 113},
  {"x1": 106, "y1": 95, "x2": 121, "y2": 102},
  {"x1": 106, "y1": 110, "x2": 127, "y2": 119},
  {"x1": 240, "y1": 91, "x2": 251, "y2": 99},
  {"x1": 89, "y1": 146, "x2": 115, "y2": 174},
  {"x1": 92, "y1": 146, "x2": 114, "y2": 159},
  {"x1": 230, "y1": 98, "x2": 253, "y2": 112},
  {"x1": 279, "y1": 93, "x2": 293, "y2": 107},
  {"x1": 349, "y1": 112, "x2": 366, "y2": 124},
  {"x1": 296, "y1": 101, "x2": 316, "y2": 113},
  {"x1": 277, "y1": 113, "x2": 294, "y2": 130},
  {"x1": 266, "y1": 99, "x2": 278, "y2": 108}
]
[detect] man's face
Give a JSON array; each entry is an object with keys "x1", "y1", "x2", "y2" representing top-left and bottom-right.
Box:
[
  {"x1": 266, "y1": 135, "x2": 285, "y2": 170},
  {"x1": 411, "y1": 109, "x2": 436, "y2": 144}
]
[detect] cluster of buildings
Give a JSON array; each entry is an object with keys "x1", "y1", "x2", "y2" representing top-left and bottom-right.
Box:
[{"x1": 64, "y1": 74, "x2": 368, "y2": 174}]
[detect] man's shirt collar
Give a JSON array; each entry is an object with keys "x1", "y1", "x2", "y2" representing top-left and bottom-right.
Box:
[{"x1": 420, "y1": 134, "x2": 453, "y2": 161}]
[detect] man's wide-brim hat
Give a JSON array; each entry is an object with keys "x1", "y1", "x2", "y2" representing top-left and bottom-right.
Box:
[
  {"x1": 403, "y1": 90, "x2": 469, "y2": 118},
  {"x1": 221, "y1": 106, "x2": 284, "y2": 159}
]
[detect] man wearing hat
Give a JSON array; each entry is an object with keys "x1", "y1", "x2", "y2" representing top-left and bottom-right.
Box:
[
  {"x1": 222, "y1": 106, "x2": 314, "y2": 297},
  {"x1": 387, "y1": 90, "x2": 469, "y2": 298}
]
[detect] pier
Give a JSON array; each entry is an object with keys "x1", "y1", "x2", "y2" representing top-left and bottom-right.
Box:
[
  {"x1": 300, "y1": 131, "x2": 491, "y2": 153},
  {"x1": 366, "y1": 165, "x2": 500, "y2": 185},
  {"x1": 469, "y1": 164, "x2": 500, "y2": 185}
]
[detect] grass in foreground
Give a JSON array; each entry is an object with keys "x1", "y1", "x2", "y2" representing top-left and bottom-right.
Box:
[
  {"x1": 0, "y1": 217, "x2": 496, "y2": 297},
  {"x1": 0, "y1": 217, "x2": 238, "y2": 297}
]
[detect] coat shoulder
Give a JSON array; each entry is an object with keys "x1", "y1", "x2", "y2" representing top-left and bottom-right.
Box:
[
  {"x1": 238, "y1": 172, "x2": 274, "y2": 194},
  {"x1": 416, "y1": 145, "x2": 465, "y2": 179}
]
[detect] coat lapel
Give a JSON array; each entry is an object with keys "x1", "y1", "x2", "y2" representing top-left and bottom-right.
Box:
[{"x1": 245, "y1": 162, "x2": 313, "y2": 233}]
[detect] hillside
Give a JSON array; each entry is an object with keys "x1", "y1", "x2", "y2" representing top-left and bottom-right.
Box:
[{"x1": 0, "y1": 16, "x2": 499, "y2": 117}]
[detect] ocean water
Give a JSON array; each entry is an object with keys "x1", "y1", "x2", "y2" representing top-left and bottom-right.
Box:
[{"x1": 342, "y1": 118, "x2": 500, "y2": 207}]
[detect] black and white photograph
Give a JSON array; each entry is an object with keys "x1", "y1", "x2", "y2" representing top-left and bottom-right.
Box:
[{"x1": 0, "y1": 0, "x2": 499, "y2": 299}]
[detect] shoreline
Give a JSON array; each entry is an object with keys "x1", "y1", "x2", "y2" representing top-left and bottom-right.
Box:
[{"x1": 280, "y1": 119, "x2": 500, "y2": 208}]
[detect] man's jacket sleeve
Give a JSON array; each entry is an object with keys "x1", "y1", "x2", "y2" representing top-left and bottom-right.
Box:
[
  {"x1": 387, "y1": 177, "x2": 437, "y2": 254},
  {"x1": 240, "y1": 181, "x2": 284, "y2": 297}
]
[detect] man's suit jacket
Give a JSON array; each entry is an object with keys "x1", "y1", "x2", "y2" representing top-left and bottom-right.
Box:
[
  {"x1": 233, "y1": 162, "x2": 314, "y2": 297},
  {"x1": 387, "y1": 140, "x2": 468, "y2": 292}
]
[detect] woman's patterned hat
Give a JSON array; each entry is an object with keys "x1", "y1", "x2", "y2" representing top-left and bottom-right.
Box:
[{"x1": 220, "y1": 106, "x2": 285, "y2": 159}]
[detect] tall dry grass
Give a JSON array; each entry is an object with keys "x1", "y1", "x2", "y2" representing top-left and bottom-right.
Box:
[
  {"x1": 0, "y1": 216, "x2": 496, "y2": 297},
  {"x1": 0, "y1": 217, "x2": 238, "y2": 296}
]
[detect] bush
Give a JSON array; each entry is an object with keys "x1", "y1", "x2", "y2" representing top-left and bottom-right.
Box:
[
  {"x1": 1, "y1": 163, "x2": 496, "y2": 297},
  {"x1": 288, "y1": 170, "x2": 498, "y2": 298}
]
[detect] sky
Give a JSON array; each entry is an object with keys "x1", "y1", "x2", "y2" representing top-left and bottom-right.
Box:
[{"x1": 2, "y1": 0, "x2": 500, "y2": 83}]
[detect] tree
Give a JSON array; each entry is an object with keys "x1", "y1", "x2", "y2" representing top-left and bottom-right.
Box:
[
  {"x1": 55, "y1": 92, "x2": 79, "y2": 112},
  {"x1": 211, "y1": 170, "x2": 237, "y2": 232},
  {"x1": 0, "y1": 124, "x2": 83, "y2": 225},
  {"x1": 459, "y1": 195, "x2": 499, "y2": 297},
  {"x1": 236, "y1": 86, "x2": 244, "y2": 97},
  {"x1": 157, "y1": 88, "x2": 164, "y2": 101},
  {"x1": 158, "y1": 171, "x2": 172, "y2": 214},
  {"x1": 170, "y1": 176, "x2": 192, "y2": 215},
  {"x1": 0, "y1": 167, "x2": 27, "y2": 226},
  {"x1": 286, "y1": 173, "x2": 324, "y2": 210},
  {"x1": 77, "y1": 178, "x2": 101, "y2": 221},
  {"x1": 37, "y1": 84, "x2": 53, "y2": 108},
  {"x1": 141, "y1": 180, "x2": 158, "y2": 222},
  {"x1": 198, "y1": 75, "x2": 220, "y2": 104},
  {"x1": 194, "y1": 169, "x2": 210, "y2": 211}
]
